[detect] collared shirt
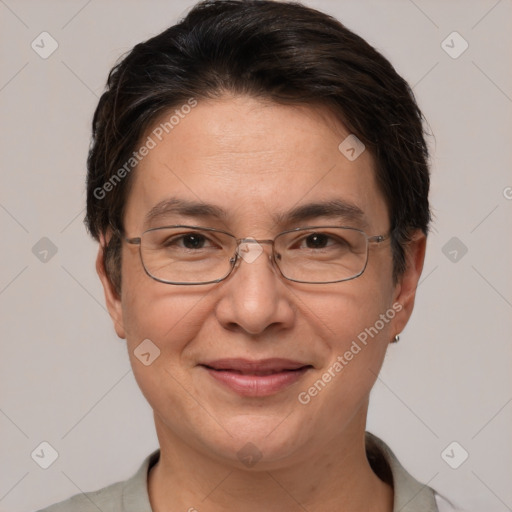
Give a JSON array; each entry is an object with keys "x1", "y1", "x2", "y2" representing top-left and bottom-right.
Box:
[{"x1": 36, "y1": 433, "x2": 456, "y2": 512}]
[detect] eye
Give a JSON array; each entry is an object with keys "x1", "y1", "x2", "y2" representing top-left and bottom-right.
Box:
[
  {"x1": 302, "y1": 233, "x2": 331, "y2": 249},
  {"x1": 177, "y1": 233, "x2": 208, "y2": 249},
  {"x1": 162, "y1": 232, "x2": 215, "y2": 250},
  {"x1": 297, "y1": 232, "x2": 348, "y2": 250}
]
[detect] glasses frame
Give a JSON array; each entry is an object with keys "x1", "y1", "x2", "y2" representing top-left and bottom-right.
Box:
[{"x1": 123, "y1": 224, "x2": 390, "y2": 285}]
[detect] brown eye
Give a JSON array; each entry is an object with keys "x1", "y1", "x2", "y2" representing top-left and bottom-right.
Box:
[
  {"x1": 304, "y1": 233, "x2": 330, "y2": 248},
  {"x1": 161, "y1": 233, "x2": 212, "y2": 250},
  {"x1": 179, "y1": 233, "x2": 207, "y2": 249}
]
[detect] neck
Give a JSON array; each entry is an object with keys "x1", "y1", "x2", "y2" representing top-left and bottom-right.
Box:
[{"x1": 148, "y1": 412, "x2": 393, "y2": 512}]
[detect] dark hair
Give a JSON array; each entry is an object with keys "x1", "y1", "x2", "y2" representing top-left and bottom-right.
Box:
[{"x1": 85, "y1": 0, "x2": 431, "y2": 294}]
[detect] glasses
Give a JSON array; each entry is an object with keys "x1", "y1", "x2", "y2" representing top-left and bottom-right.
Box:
[{"x1": 124, "y1": 225, "x2": 389, "y2": 285}]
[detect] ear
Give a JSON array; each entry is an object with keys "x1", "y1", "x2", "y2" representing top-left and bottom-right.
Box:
[
  {"x1": 96, "y1": 232, "x2": 126, "y2": 339},
  {"x1": 390, "y1": 230, "x2": 427, "y2": 338}
]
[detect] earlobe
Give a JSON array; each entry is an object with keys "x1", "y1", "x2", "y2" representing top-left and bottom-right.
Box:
[
  {"x1": 96, "y1": 233, "x2": 126, "y2": 339},
  {"x1": 390, "y1": 230, "x2": 427, "y2": 338}
]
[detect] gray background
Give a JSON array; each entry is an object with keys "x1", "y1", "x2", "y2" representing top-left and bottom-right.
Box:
[{"x1": 1, "y1": 1, "x2": 511, "y2": 511}]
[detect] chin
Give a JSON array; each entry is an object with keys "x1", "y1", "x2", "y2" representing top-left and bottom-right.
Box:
[{"x1": 194, "y1": 412, "x2": 313, "y2": 468}]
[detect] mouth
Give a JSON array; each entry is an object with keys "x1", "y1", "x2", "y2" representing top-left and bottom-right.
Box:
[{"x1": 199, "y1": 358, "x2": 313, "y2": 397}]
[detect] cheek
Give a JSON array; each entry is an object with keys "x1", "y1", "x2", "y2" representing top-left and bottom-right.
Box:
[
  {"x1": 296, "y1": 285, "x2": 395, "y2": 429},
  {"x1": 119, "y1": 248, "x2": 211, "y2": 363},
  {"x1": 122, "y1": 288, "x2": 208, "y2": 352},
  {"x1": 305, "y1": 264, "x2": 396, "y2": 347},
  {"x1": 120, "y1": 284, "x2": 214, "y2": 418},
  {"x1": 300, "y1": 269, "x2": 396, "y2": 391}
]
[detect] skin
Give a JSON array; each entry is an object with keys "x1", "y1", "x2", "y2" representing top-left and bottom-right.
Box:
[{"x1": 97, "y1": 95, "x2": 426, "y2": 512}]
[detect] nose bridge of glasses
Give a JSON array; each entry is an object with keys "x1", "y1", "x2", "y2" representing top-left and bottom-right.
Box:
[
  {"x1": 237, "y1": 237, "x2": 274, "y2": 245},
  {"x1": 234, "y1": 237, "x2": 276, "y2": 265}
]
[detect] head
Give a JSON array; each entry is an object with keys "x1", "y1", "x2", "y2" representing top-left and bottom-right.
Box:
[{"x1": 87, "y1": 0, "x2": 430, "y2": 468}]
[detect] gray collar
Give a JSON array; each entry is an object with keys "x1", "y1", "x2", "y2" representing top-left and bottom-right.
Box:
[
  {"x1": 365, "y1": 432, "x2": 439, "y2": 511},
  {"x1": 121, "y1": 433, "x2": 438, "y2": 511}
]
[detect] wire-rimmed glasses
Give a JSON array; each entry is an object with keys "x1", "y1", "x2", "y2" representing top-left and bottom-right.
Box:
[{"x1": 124, "y1": 225, "x2": 390, "y2": 285}]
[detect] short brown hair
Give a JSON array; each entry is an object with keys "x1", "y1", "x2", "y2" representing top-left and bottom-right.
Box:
[{"x1": 85, "y1": 0, "x2": 431, "y2": 294}]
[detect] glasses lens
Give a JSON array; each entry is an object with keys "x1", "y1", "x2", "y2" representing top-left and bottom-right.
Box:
[
  {"x1": 275, "y1": 227, "x2": 368, "y2": 283},
  {"x1": 140, "y1": 227, "x2": 235, "y2": 284}
]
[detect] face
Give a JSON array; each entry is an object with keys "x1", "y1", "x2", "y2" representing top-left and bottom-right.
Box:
[{"x1": 98, "y1": 95, "x2": 425, "y2": 469}]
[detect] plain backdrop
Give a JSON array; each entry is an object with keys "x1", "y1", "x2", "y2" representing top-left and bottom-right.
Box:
[{"x1": 1, "y1": 1, "x2": 511, "y2": 511}]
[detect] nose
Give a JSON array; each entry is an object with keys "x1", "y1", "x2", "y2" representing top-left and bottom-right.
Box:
[{"x1": 214, "y1": 240, "x2": 295, "y2": 335}]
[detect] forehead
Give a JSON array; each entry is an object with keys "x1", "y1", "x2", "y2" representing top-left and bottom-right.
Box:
[{"x1": 124, "y1": 95, "x2": 389, "y2": 233}]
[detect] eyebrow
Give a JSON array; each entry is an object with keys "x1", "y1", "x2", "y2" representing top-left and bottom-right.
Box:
[
  {"x1": 143, "y1": 197, "x2": 367, "y2": 229},
  {"x1": 143, "y1": 198, "x2": 227, "y2": 228},
  {"x1": 277, "y1": 199, "x2": 367, "y2": 228}
]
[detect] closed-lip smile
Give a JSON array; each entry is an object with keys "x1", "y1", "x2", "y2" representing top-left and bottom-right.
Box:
[{"x1": 199, "y1": 358, "x2": 313, "y2": 396}]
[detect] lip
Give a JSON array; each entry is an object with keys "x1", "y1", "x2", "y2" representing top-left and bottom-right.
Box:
[{"x1": 199, "y1": 358, "x2": 313, "y2": 397}]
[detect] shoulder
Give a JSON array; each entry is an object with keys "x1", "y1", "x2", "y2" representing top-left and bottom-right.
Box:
[
  {"x1": 34, "y1": 449, "x2": 160, "y2": 512},
  {"x1": 435, "y1": 493, "x2": 458, "y2": 511},
  {"x1": 34, "y1": 480, "x2": 125, "y2": 512},
  {"x1": 366, "y1": 432, "x2": 471, "y2": 512},
  {"x1": 366, "y1": 432, "x2": 442, "y2": 511},
  {"x1": 435, "y1": 492, "x2": 476, "y2": 512}
]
